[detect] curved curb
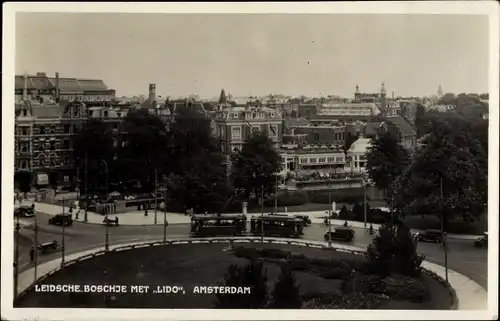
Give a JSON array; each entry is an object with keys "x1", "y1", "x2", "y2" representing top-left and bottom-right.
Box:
[{"x1": 14, "y1": 237, "x2": 475, "y2": 310}]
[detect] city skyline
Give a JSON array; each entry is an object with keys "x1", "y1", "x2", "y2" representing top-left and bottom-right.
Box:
[{"x1": 15, "y1": 13, "x2": 489, "y2": 99}]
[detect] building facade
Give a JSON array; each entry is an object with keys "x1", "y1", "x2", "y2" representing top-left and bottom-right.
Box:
[
  {"x1": 214, "y1": 106, "x2": 283, "y2": 155},
  {"x1": 14, "y1": 73, "x2": 118, "y2": 187},
  {"x1": 280, "y1": 146, "x2": 346, "y2": 176}
]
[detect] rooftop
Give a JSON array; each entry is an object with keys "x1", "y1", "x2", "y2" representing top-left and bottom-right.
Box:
[
  {"x1": 347, "y1": 138, "x2": 372, "y2": 154},
  {"x1": 15, "y1": 74, "x2": 110, "y2": 93},
  {"x1": 385, "y1": 115, "x2": 416, "y2": 137}
]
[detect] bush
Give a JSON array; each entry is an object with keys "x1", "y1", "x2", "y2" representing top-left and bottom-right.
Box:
[
  {"x1": 214, "y1": 259, "x2": 269, "y2": 308},
  {"x1": 302, "y1": 292, "x2": 387, "y2": 309},
  {"x1": 341, "y1": 275, "x2": 383, "y2": 294},
  {"x1": 264, "y1": 191, "x2": 309, "y2": 207},
  {"x1": 269, "y1": 264, "x2": 302, "y2": 308},
  {"x1": 381, "y1": 276, "x2": 429, "y2": 303},
  {"x1": 366, "y1": 223, "x2": 424, "y2": 277}
]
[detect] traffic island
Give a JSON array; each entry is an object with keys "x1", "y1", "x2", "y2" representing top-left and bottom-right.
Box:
[{"x1": 15, "y1": 243, "x2": 455, "y2": 309}]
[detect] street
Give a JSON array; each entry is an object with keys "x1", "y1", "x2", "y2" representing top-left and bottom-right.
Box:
[{"x1": 16, "y1": 213, "x2": 488, "y2": 289}]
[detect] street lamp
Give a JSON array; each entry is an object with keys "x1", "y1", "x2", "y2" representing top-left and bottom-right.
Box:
[
  {"x1": 440, "y1": 176, "x2": 449, "y2": 283},
  {"x1": 260, "y1": 184, "x2": 264, "y2": 243},
  {"x1": 14, "y1": 211, "x2": 20, "y2": 298},
  {"x1": 274, "y1": 172, "x2": 278, "y2": 214},
  {"x1": 34, "y1": 212, "x2": 39, "y2": 280},
  {"x1": 162, "y1": 186, "x2": 168, "y2": 243},
  {"x1": 154, "y1": 168, "x2": 158, "y2": 225},
  {"x1": 328, "y1": 167, "x2": 333, "y2": 248},
  {"x1": 362, "y1": 177, "x2": 367, "y2": 228},
  {"x1": 84, "y1": 152, "x2": 89, "y2": 222},
  {"x1": 98, "y1": 159, "x2": 110, "y2": 252},
  {"x1": 61, "y1": 198, "x2": 66, "y2": 266}
]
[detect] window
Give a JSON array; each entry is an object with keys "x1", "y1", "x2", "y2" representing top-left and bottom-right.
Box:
[
  {"x1": 64, "y1": 175, "x2": 69, "y2": 182},
  {"x1": 21, "y1": 144, "x2": 28, "y2": 153},
  {"x1": 252, "y1": 113, "x2": 256, "y2": 119},
  {"x1": 73, "y1": 125, "x2": 80, "y2": 134},
  {"x1": 104, "y1": 110, "x2": 109, "y2": 117},
  {"x1": 313, "y1": 133, "x2": 320, "y2": 142},
  {"x1": 232, "y1": 113, "x2": 239, "y2": 119},
  {"x1": 39, "y1": 126, "x2": 46, "y2": 134},
  {"x1": 327, "y1": 157, "x2": 335, "y2": 163},
  {"x1": 300, "y1": 158, "x2": 308, "y2": 164},
  {"x1": 21, "y1": 127, "x2": 29, "y2": 136},
  {"x1": 231, "y1": 126, "x2": 242, "y2": 140},
  {"x1": 63, "y1": 140, "x2": 70, "y2": 149},
  {"x1": 270, "y1": 112, "x2": 275, "y2": 117},
  {"x1": 269, "y1": 125, "x2": 278, "y2": 137},
  {"x1": 113, "y1": 139, "x2": 118, "y2": 148},
  {"x1": 49, "y1": 141, "x2": 56, "y2": 151},
  {"x1": 64, "y1": 125, "x2": 70, "y2": 133},
  {"x1": 318, "y1": 157, "x2": 326, "y2": 163},
  {"x1": 309, "y1": 158, "x2": 317, "y2": 164},
  {"x1": 20, "y1": 161, "x2": 28, "y2": 169}
]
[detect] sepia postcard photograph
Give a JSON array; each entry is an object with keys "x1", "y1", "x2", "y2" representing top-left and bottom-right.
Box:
[{"x1": 1, "y1": 2, "x2": 498, "y2": 320}]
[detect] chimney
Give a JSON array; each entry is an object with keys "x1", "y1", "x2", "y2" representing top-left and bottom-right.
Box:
[
  {"x1": 23, "y1": 73, "x2": 28, "y2": 101},
  {"x1": 55, "y1": 72, "x2": 60, "y2": 102},
  {"x1": 392, "y1": 91, "x2": 395, "y2": 99}
]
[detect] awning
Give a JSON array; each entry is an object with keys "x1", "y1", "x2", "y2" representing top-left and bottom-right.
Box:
[{"x1": 36, "y1": 173, "x2": 49, "y2": 185}]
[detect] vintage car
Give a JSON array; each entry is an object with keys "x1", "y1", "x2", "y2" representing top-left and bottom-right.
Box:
[
  {"x1": 14, "y1": 206, "x2": 35, "y2": 218},
  {"x1": 103, "y1": 217, "x2": 119, "y2": 226},
  {"x1": 37, "y1": 240, "x2": 61, "y2": 254},
  {"x1": 324, "y1": 226, "x2": 355, "y2": 242},
  {"x1": 415, "y1": 229, "x2": 443, "y2": 243},
  {"x1": 474, "y1": 232, "x2": 488, "y2": 248},
  {"x1": 294, "y1": 215, "x2": 312, "y2": 226},
  {"x1": 48, "y1": 214, "x2": 73, "y2": 226}
]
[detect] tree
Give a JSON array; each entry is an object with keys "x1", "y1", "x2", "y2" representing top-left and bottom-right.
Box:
[
  {"x1": 214, "y1": 259, "x2": 269, "y2": 309},
  {"x1": 73, "y1": 119, "x2": 114, "y2": 195},
  {"x1": 366, "y1": 223, "x2": 424, "y2": 277},
  {"x1": 366, "y1": 131, "x2": 410, "y2": 197},
  {"x1": 351, "y1": 202, "x2": 363, "y2": 220},
  {"x1": 14, "y1": 171, "x2": 33, "y2": 196},
  {"x1": 118, "y1": 109, "x2": 169, "y2": 192},
  {"x1": 338, "y1": 205, "x2": 351, "y2": 220},
  {"x1": 392, "y1": 120, "x2": 486, "y2": 223},
  {"x1": 168, "y1": 151, "x2": 230, "y2": 213},
  {"x1": 168, "y1": 105, "x2": 218, "y2": 176},
  {"x1": 231, "y1": 132, "x2": 282, "y2": 199},
  {"x1": 269, "y1": 264, "x2": 302, "y2": 308}
]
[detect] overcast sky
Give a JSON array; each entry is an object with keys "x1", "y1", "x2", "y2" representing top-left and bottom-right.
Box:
[{"x1": 15, "y1": 13, "x2": 489, "y2": 99}]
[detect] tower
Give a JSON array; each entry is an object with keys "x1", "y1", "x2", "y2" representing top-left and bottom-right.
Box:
[
  {"x1": 380, "y1": 82, "x2": 387, "y2": 98},
  {"x1": 355, "y1": 85, "x2": 360, "y2": 98},
  {"x1": 437, "y1": 85, "x2": 443, "y2": 97},
  {"x1": 148, "y1": 83, "x2": 156, "y2": 104},
  {"x1": 23, "y1": 72, "x2": 28, "y2": 101}
]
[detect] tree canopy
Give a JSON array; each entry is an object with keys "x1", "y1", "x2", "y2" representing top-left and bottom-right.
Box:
[
  {"x1": 231, "y1": 132, "x2": 282, "y2": 198},
  {"x1": 365, "y1": 131, "x2": 410, "y2": 196},
  {"x1": 392, "y1": 120, "x2": 486, "y2": 223}
]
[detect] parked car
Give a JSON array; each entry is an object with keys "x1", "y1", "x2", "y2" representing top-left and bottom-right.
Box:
[
  {"x1": 14, "y1": 206, "x2": 35, "y2": 218},
  {"x1": 48, "y1": 214, "x2": 73, "y2": 226},
  {"x1": 294, "y1": 215, "x2": 312, "y2": 226},
  {"x1": 103, "y1": 217, "x2": 119, "y2": 226},
  {"x1": 415, "y1": 229, "x2": 443, "y2": 243},
  {"x1": 324, "y1": 226, "x2": 355, "y2": 242},
  {"x1": 474, "y1": 232, "x2": 488, "y2": 248}
]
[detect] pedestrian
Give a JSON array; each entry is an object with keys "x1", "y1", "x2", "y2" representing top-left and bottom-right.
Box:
[
  {"x1": 344, "y1": 221, "x2": 348, "y2": 227},
  {"x1": 31, "y1": 203, "x2": 35, "y2": 211},
  {"x1": 144, "y1": 207, "x2": 148, "y2": 217},
  {"x1": 30, "y1": 247, "x2": 35, "y2": 263},
  {"x1": 115, "y1": 216, "x2": 119, "y2": 226}
]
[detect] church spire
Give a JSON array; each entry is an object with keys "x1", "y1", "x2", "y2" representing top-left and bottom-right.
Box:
[
  {"x1": 218, "y1": 88, "x2": 227, "y2": 104},
  {"x1": 381, "y1": 82, "x2": 386, "y2": 95},
  {"x1": 437, "y1": 85, "x2": 443, "y2": 97}
]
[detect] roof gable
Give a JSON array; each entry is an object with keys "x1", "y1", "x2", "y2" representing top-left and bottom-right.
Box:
[{"x1": 386, "y1": 115, "x2": 416, "y2": 137}]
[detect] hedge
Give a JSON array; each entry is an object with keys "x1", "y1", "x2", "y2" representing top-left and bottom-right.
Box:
[
  {"x1": 307, "y1": 188, "x2": 370, "y2": 204},
  {"x1": 264, "y1": 191, "x2": 309, "y2": 207}
]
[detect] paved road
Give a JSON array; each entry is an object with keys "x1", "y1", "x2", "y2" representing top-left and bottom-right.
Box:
[{"x1": 17, "y1": 213, "x2": 487, "y2": 289}]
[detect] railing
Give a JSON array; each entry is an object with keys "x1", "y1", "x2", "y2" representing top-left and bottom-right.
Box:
[{"x1": 14, "y1": 237, "x2": 458, "y2": 310}]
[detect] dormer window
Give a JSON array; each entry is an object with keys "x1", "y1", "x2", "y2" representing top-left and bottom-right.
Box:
[{"x1": 233, "y1": 113, "x2": 239, "y2": 118}]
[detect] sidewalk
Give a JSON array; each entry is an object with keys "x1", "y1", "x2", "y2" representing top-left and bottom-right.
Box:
[
  {"x1": 14, "y1": 238, "x2": 487, "y2": 310},
  {"x1": 25, "y1": 201, "x2": 482, "y2": 240}
]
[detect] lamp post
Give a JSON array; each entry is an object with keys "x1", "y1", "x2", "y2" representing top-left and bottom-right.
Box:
[
  {"x1": 363, "y1": 177, "x2": 367, "y2": 228},
  {"x1": 261, "y1": 184, "x2": 264, "y2": 243},
  {"x1": 34, "y1": 212, "x2": 39, "y2": 280},
  {"x1": 98, "y1": 159, "x2": 110, "y2": 252},
  {"x1": 440, "y1": 176, "x2": 449, "y2": 283},
  {"x1": 328, "y1": 167, "x2": 332, "y2": 248},
  {"x1": 84, "y1": 152, "x2": 88, "y2": 222},
  {"x1": 154, "y1": 169, "x2": 158, "y2": 225},
  {"x1": 163, "y1": 186, "x2": 168, "y2": 243},
  {"x1": 61, "y1": 198, "x2": 66, "y2": 267},
  {"x1": 274, "y1": 173, "x2": 278, "y2": 214},
  {"x1": 14, "y1": 212, "x2": 20, "y2": 298}
]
